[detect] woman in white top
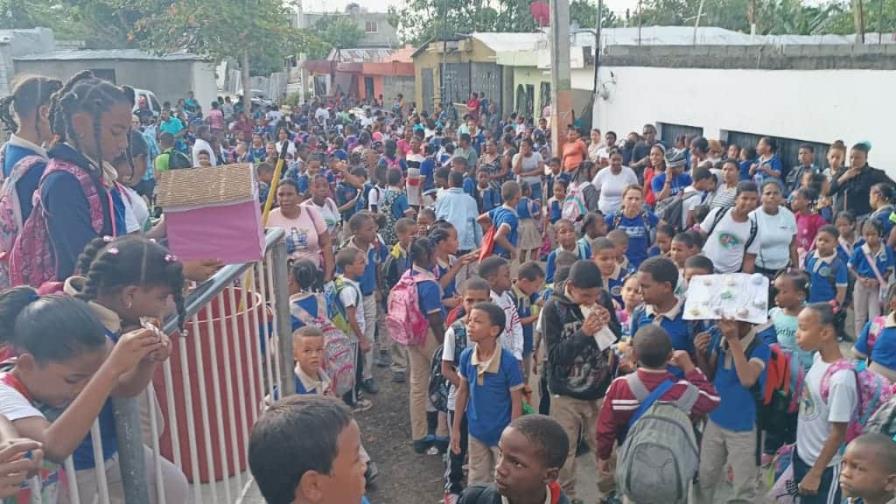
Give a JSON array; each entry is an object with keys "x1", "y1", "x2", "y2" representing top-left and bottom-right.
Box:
[
  {"x1": 750, "y1": 180, "x2": 798, "y2": 278},
  {"x1": 587, "y1": 129, "x2": 603, "y2": 164},
  {"x1": 274, "y1": 127, "x2": 297, "y2": 160},
  {"x1": 302, "y1": 174, "x2": 341, "y2": 238},
  {"x1": 592, "y1": 148, "x2": 638, "y2": 214},
  {"x1": 267, "y1": 179, "x2": 335, "y2": 280}
]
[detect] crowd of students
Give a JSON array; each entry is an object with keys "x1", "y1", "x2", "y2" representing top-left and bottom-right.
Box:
[{"x1": 2, "y1": 68, "x2": 896, "y2": 504}]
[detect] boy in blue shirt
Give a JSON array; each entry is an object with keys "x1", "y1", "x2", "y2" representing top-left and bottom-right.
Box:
[
  {"x1": 805, "y1": 225, "x2": 848, "y2": 306},
  {"x1": 513, "y1": 262, "x2": 545, "y2": 380},
  {"x1": 854, "y1": 284, "x2": 896, "y2": 383},
  {"x1": 477, "y1": 181, "x2": 522, "y2": 261},
  {"x1": 451, "y1": 302, "x2": 524, "y2": 486},
  {"x1": 693, "y1": 318, "x2": 770, "y2": 504},
  {"x1": 476, "y1": 170, "x2": 502, "y2": 213},
  {"x1": 631, "y1": 257, "x2": 695, "y2": 357},
  {"x1": 592, "y1": 237, "x2": 627, "y2": 308}
]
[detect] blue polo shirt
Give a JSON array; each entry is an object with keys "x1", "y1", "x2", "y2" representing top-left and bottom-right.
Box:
[
  {"x1": 489, "y1": 206, "x2": 519, "y2": 259},
  {"x1": 871, "y1": 206, "x2": 895, "y2": 238},
  {"x1": 605, "y1": 211, "x2": 659, "y2": 268},
  {"x1": 463, "y1": 175, "x2": 476, "y2": 197},
  {"x1": 421, "y1": 157, "x2": 436, "y2": 192},
  {"x1": 415, "y1": 267, "x2": 445, "y2": 319},
  {"x1": 604, "y1": 264, "x2": 627, "y2": 307},
  {"x1": 479, "y1": 186, "x2": 502, "y2": 212},
  {"x1": 289, "y1": 294, "x2": 324, "y2": 331},
  {"x1": 549, "y1": 199, "x2": 562, "y2": 224},
  {"x1": 458, "y1": 346, "x2": 524, "y2": 446},
  {"x1": 650, "y1": 172, "x2": 692, "y2": 198},
  {"x1": 856, "y1": 316, "x2": 896, "y2": 370},
  {"x1": 348, "y1": 240, "x2": 385, "y2": 296},
  {"x1": 512, "y1": 286, "x2": 538, "y2": 356},
  {"x1": 545, "y1": 242, "x2": 590, "y2": 283},
  {"x1": 630, "y1": 300, "x2": 694, "y2": 355},
  {"x1": 708, "y1": 329, "x2": 770, "y2": 432},
  {"x1": 804, "y1": 251, "x2": 847, "y2": 303},
  {"x1": 849, "y1": 244, "x2": 894, "y2": 280}
]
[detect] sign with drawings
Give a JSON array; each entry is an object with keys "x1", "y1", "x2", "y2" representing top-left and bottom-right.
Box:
[{"x1": 683, "y1": 273, "x2": 770, "y2": 325}]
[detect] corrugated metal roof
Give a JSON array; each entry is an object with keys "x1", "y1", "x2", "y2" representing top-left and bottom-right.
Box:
[
  {"x1": 14, "y1": 49, "x2": 205, "y2": 62},
  {"x1": 327, "y1": 47, "x2": 396, "y2": 63}
]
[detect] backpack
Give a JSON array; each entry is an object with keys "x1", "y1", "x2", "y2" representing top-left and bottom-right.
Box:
[
  {"x1": 656, "y1": 191, "x2": 701, "y2": 232},
  {"x1": 386, "y1": 269, "x2": 436, "y2": 346},
  {"x1": 746, "y1": 338, "x2": 804, "y2": 435},
  {"x1": 9, "y1": 159, "x2": 107, "y2": 288},
  {"x1": 379, "y1": 189, "x2": 402, "y2": 246},
  {"x1": 561, "y1": 193, "x2": 586, "y2": 223},
  {"x1": 290, "y1": 294, "x2": 357, "y2": 397},
  {"x1": 820, "y1": 359, "x2": 894, "y2": 444},
  {"x1": 160, "y1": 148, "x2": 191, "y2": 170},
  {"x1": 324, "y1": 277, "x2": 361, "y2": 337},
  {"x1": 865, "y1": 394, "x2": 896, "y2": 440},
  {"x1": 612, "y1": 210, "x2": 656, "y2": 244},
  {"x1": 0, "y1": 151, "x2": 46, "y2": 289},
  {"x1": 429, "y1": 321, "x2": 468, "y2": 412},
  {"x1": 863, "y1": 315, "x2": 887, "y2": 356},
  {"x1": 380, "y1": 244, "x2": 409, "y2": 299},
  {"x1": 616, "y1": 374, "x2": 700, "y2": 504}
]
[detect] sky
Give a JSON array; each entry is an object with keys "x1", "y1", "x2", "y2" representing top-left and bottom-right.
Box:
[{"x1": 300, "y1": 0, "x2": 641, "y2": 17}]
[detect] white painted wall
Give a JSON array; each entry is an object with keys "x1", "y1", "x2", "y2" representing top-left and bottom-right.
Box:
[
  {"x1": 592, "y1": 66, "x2": 896, "y2": 177},
  {"x1": 191, "y1": 61, "x2": 219, "y2": 111}
]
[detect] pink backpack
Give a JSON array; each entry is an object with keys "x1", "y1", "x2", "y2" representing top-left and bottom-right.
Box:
[
  {"x1": 289, "y1": 294, "x2": 357, "y2": 397},
  {"x1": 820, "y1": 359, "x2": 894, "y2": 444},
  {"x1": 386, "y1": 269, "x2": 436, "y2": 346},
  {"x1": 866, "y1": 315, "x2": 887, "y2": 354},
  {"x1": 0, "y1": 151, "x2": 46, "y2": 288},
  {"x1": 9, "y1": 159, "x2": 106, "y2": 287}
]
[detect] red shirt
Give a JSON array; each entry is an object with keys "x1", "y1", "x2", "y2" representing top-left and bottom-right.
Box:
[
  {"x1": 796, "y1": 212, "x2": 828, "y2": 251},
  {"x1": 644, "y1": 166, "x2": 658, "y2": 207},
  {"x1": 596, "y1": 367, "x2": 720, "y2": 460}
]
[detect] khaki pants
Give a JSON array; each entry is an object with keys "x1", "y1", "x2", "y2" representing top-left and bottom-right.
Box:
[
  {"x1": 62, "y1": 446, "x2": 189, "y2": 504},
  {"x1": 853, "y1": 279, "x2": 882, "y2": 338},
  {"x1": 695, "y1": 419, "x2": 758, "y2": 504},
  {"x1": 408, "y1": 330, "x2": 440, "y2": 440},
  {"x1": 549, "y1": 394, "x2": 605, "y2": 499},
  {"x1": 468, "y1": 436, "x2": 501, "y2": 486},
  {"x1": 362, "y1": 294, "x2": 377, "y2": 380}
]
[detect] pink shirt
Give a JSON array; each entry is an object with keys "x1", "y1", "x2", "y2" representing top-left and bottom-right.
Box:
[
  {"x1": 266, "y1": 206, "x2": 326, "y2": 266},
  {"x1": 208, "y1": 109, "x2": 225, "y2": 130},
  {"x1": 795, "y1": 212, "x2": 828, "y2": 251}
]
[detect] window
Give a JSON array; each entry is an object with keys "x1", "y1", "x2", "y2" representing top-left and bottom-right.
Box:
[{"x1": 365, "y1": 21, "x2": 378, "y2": 33}]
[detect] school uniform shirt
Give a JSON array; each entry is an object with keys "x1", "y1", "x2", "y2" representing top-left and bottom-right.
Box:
[
  {"x1": 796, "y1": 354, "x2": 858, "y2": 466},
  {"x1": 874, "y1": 205, "x2": 896, "y2": 238},
  {"x1": 491, "y1": 289, "x2": 524, "y2": 361},
  {"x1": 415, "y1": 265, "x2": 445, "y2": 319},
  {"x1": 512, "y1": 285, "x2": 539, "y2": 356},
  {"x1": 463, "y1": 175, "x2": 477, "y2": 197},
  {"x1": 478, "y1": 185, "x2": 502, "y2": 213},
  {"x1": 335, "y1": 181, "x2": 359, "y2": 221},
  {"x1": 289, "y1": 293, "x2": 325, "y2": 331},
  {"x1": 630, "y1": 299, "x2": 694, "y2": 355},
  {"x1": 547, "y1": 197, "x2": 563, "y2": 224},
  {"x1": 603, "y1": 263, "x2": 627, "y2": 308},
  {"x1": 435, "y1": 256, "x2": 459, "y2": 300},
  {"x1": 544, "y1": 242, "x2": 590, "y2": 283},
  {"x1": 488, "y1": 205, "x2": 519, "y2": 259},
  {"x1": 805, "y1": 251, "x2": 848, "y2": 303},
  {"x1": 442, "y1": 320, "x2": 470, "y2": 411},
  {"x1": 294, "y1": 364, "x2": 332, "y2": 396},
  {"x1": 849, "y1": 243, "x2": 894, "y2": 281},
  {"x1": 769, "y1": 307, "x2": 814, "y2": 372},
  {"x1": 605, "y1": 210, "x2": 659, "y2": 269},
  {"x1": 837, "y1": 236, "x2": 856, "y2": 264},
  {"x1": 752, "y1": 154, "x2": 783, "y2": 188},
  {"x1": 338, "y1": 275, "x2": 365, "y2": 336},
  {"x1": 345, "y1": 239, "x2": 385, "y2": 297},
  {"x1": 650, "y1": 172, "x2": 693, "y2": 200},
  {"x1": 699, "y1": 207, "x2": 762, "y2": 274},
  {"x1": 707, "y1": 327, "x2": 770, "y2": 432},
  {"x1": 3, "y1": 133, "x2": 48, "y2": 222},
  {"x1": 856, "y1": 313, "x2": 896, "y2": 372},
  {"x1": 436, "y1": 188, "x2": 481, "y2": 251},
  {"x1": 458, "y1": 345, "x2": 524, "y2": 446},
  {"x1": 750, "y1": 206, "x2": 797, "y2": 271}
]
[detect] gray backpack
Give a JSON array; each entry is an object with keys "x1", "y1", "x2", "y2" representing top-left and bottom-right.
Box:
[{"x1": 615, "y1": 374, "x2": 700, "y2": 504}]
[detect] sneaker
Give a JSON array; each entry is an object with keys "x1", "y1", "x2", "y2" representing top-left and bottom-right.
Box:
[
  {"x1": 413, "y1": 436, "x2": 433, "y2": 454},
  {"x1": 392, "y1": 371, "x2": 406, "y2": 383},
  {"x1": 432, "y1": 435, "x2": 450, "y2": 454},
  {"x1": 426, "y1": 445, "x2": 440, "y2": 456},
  {"x1": 364, "y1": 461, "x2": 379, "y2": 487},
  {"x1": 361, "y1": 378, "x2": 380, "y2": 395},
  {"x1": 353, "y1": 398, "x2": 373, "y2": 412},
  {"x1": 444, "y1": 492, "x2": 460, "y2": 504}
]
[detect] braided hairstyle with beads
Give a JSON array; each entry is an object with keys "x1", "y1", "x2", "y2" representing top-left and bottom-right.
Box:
[
  {"x1": 75, "y1": 235, "x2": 186, "y2": 331},
  {"x1": 47, "y1": 71, "x2": 135, "y2": 178},
  {"x1": 0, "y1": 75, "x2": 62, "y2": 134}
]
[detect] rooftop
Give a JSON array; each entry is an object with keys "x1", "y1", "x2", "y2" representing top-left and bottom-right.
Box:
[{"x1": 14, "y1": 49, "x2": 207, "y2": 62}]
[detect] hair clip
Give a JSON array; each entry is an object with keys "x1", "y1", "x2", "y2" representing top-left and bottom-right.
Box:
[
  {"x1": 164, "y1": 254, "x2": 177, "y2": 262},
  {"x1": 103, "y1": 236, "x2": 114, "y2": 242},
  {"x1": 107, "y1": 247, "x2": 120, "y2": 255}
]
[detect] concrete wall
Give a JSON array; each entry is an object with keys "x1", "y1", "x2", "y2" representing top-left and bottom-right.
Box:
[
  {"x1": 591, "y1": 64, "x2": 896, "y2": 177},
  {"x1": 301, "y1": 12, "x2": 399, "y2": 48},
  {"x1": 13, "y1": 59, "x2": 216, "y2": 111},
  {"x1": 384, "y1": 75, "x2": 415, "y2": 105},
  {"x1": 0, "y1": 28, "x2": 56, "y2": 95}
]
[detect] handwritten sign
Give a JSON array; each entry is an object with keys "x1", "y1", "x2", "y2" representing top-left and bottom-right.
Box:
[{"x1": 683, "y1": 273, "x2": 769, "y2": 325}]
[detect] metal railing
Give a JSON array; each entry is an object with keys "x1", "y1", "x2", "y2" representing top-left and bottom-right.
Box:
[{"x1": 36, "y1": 228, "x2": 292, "y2": 504}]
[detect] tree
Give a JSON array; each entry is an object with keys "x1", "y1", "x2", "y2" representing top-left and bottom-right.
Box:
[
  {"x1": 131, "y1": 0, "x2": 316, "y2": 111},
  {"x1": 311, "y1": 14, "x2": 365, "y2": 58},
  {"x1": 569, "y1": 0, "x2": 619, "y2": 29}
]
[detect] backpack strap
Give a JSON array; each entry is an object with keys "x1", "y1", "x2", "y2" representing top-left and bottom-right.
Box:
[
  {"x1": 628, "y1": 378, "x2": 675, "y2": 428},
  {"x1": 0, "y1": 371, "x2": 33, "y2": 402},
  {"x1": 705, "y1": 207, "x2": 730, "y2": 238}
]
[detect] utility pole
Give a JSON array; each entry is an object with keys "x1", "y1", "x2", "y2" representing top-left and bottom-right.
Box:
[{"x1": 549, "y1": 0, "x2": 571, "y2": 152}]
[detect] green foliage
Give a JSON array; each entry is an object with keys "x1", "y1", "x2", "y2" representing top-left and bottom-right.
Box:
[
  {"x1": 570, "y1": 0, "x2": 619, "y2": 29},
  {"x1": 310, "y1": 14, "x2": 365, "y2": 57}
]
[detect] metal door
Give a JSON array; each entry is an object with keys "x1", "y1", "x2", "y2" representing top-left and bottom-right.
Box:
[
  {"x1": 470, "y1": 62, "x2": 502, "y2": 111},
  {"x1": 442, "y1": 63, "x2": 470, "y2": 105},
  {"x1": 421, "y1": 69, "x2": 434, "y2": 112},
  {"x1": 658, "y1": 123, "x2": 703, "y2": 147}
]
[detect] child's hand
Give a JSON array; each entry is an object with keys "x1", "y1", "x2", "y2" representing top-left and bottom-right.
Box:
[
  {"x1": 670, "y1": 350, "x2": 695, "y2": 372},
  {"x1": 581, "y1": 312, "x2": 604, "y2": 336},
  {"x1": 461, "y1": 252, "x2": 478, "y2": 265},
  {"x1": 0, "y1": 439, "x2": 42, "y2": 497},
  {"x1": 798, "y1": 470, "x2": 821, "y2": 495},
  {"x1": 359, "y1": 337, "x2": 372, "y2": 353},
  {"x1": 147, "y1": 331, "x2": 172, "y2": 363},
  {"x1": 450, "y1": 430, "x2": 462, "y2": 455},
  {"x1": 597, "y1": 458, "x2": 611, "y2": 476},
  {"x1": 694, "y1": 332, "x2": 712, "y2": 355},
  {"x1": 718, "y1": 318, "x2": 739, "y2": 341},
  {"x1": 108, "y1": 329, "x2": 163, "y2": 375}
]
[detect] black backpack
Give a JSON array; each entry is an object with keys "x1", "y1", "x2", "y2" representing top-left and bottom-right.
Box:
[
  {"x1": 429, "y1": 321, "x2": 467, "y2": 412},
  {"x1": 658, "y1": 191, "x2": 701, "y2": 232}
]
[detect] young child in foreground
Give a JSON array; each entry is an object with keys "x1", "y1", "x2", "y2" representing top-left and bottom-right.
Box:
[
  {"x1": 451, "y1": 302, "x2": 524, "y2": 486},
  {"x1": 458, "y1": 414, "x2": 572, "y2": 504},
  {"x1": 249, "y1": 395, "x2": 368, "y2": 504},
  {"x1": 839, "y1": 432, "x2": 896, "y2": 504}
]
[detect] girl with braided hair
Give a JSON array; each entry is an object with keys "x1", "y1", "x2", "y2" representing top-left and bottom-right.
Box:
[
  {"x1": 8, "y1": 71, "x2": 134, "y2": 287},
  {"x1": 59, "y1": 234, "x2": 189, "y2": 503}
]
